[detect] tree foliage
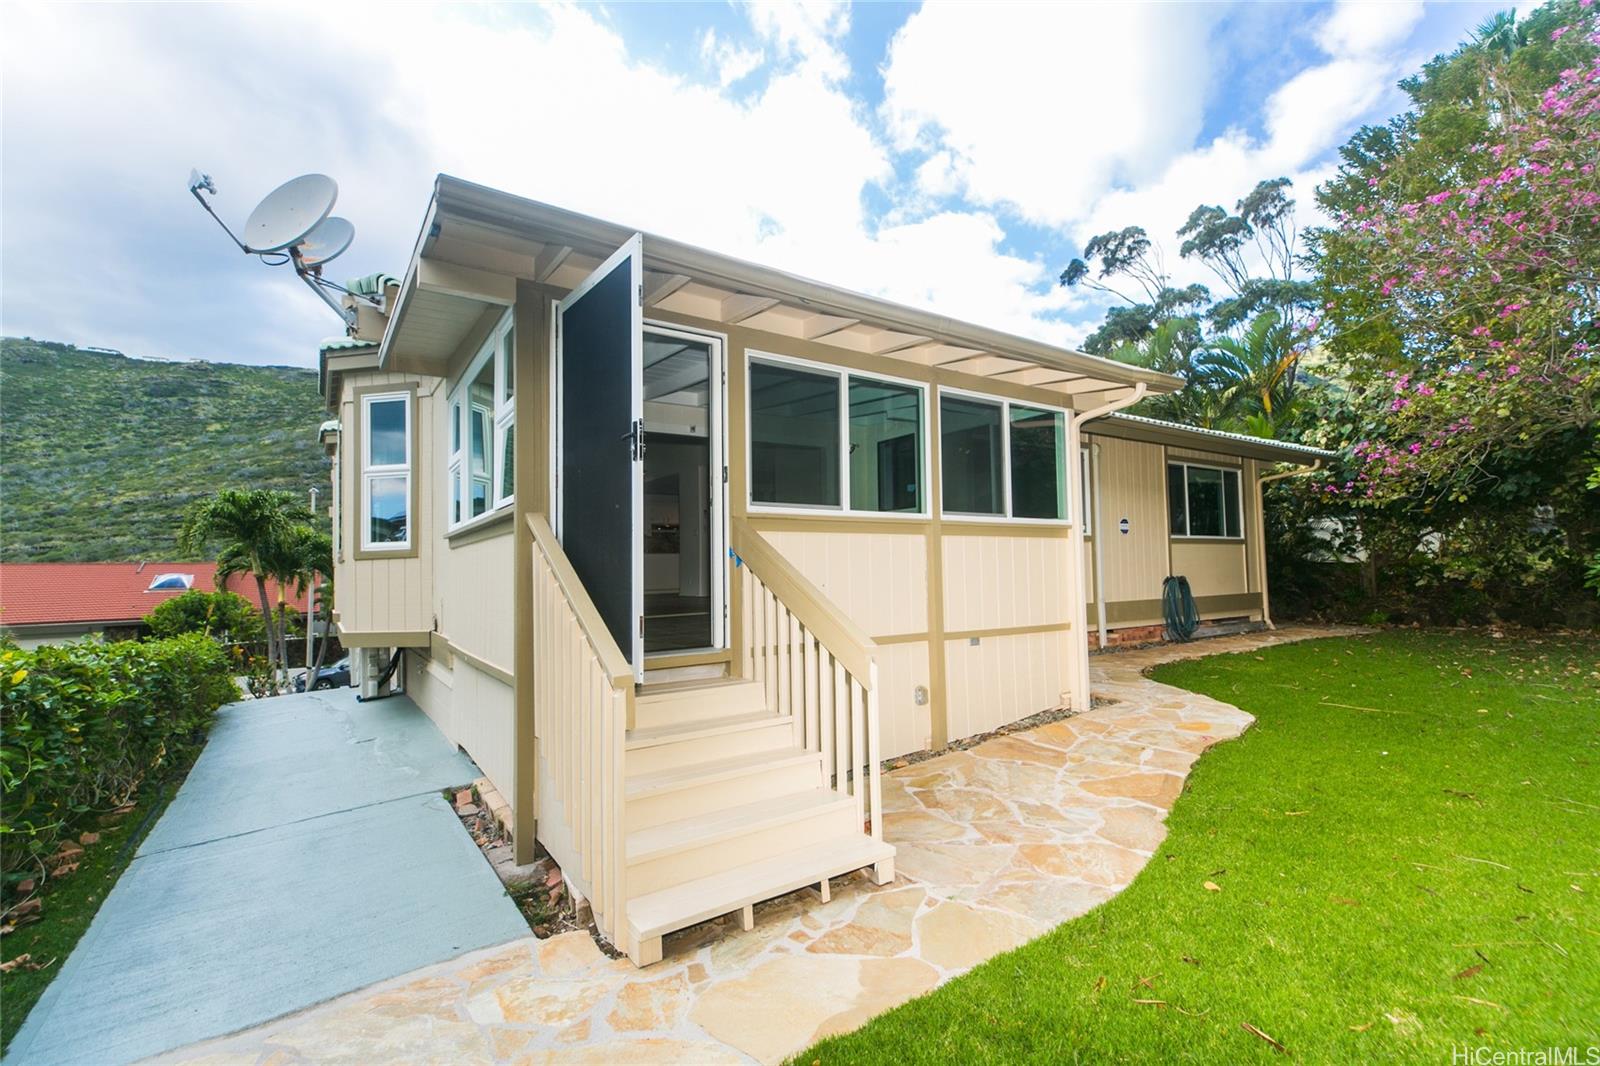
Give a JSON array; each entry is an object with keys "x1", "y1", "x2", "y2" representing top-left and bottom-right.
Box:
[{"x1": 143, "y1": 589, "x2": 263, "y2": 644}]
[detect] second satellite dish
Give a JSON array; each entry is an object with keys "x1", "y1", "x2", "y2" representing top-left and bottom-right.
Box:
[
  {"x1": 243, "y1": 174, "x2": 337, "y2": 253},
  {"x1": 296, "y1": 216, "x2": 355, "y2": 267}
]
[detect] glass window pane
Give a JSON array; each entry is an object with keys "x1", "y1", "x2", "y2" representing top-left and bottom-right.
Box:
[
  {"x1": 500, "y1": 423, "x2": 515, "y2": 501},
  {"x1": 1009, "y1": 405, "x2": 1064, "y2": 519},
  {"x1": 1224, "y1": 470, "x2": 1242, "y2": 538},
  {"x1": 450, "y1": 466, "x2": 461, "y2": 525},
  {"x1": 750, "y1": 361, "x2": 840, "y2": 506},
  {"x1": 501, "y1": 327, "x2": 515, "y2": 401},
  {"x1": 1167, "y1": 464, "x2": 1187, "y2": 535},
  {"x1": 1080, "y1": 450, "x2": 1091, "y2": 532},
  {"x1": 368, "y1": 475, "x2": 407, "y2": 544},
  {"x1": 849, "y1": 377, "x2": 921, "y2": 512},
  {"x1": 469, "y1": 358, "x2": 495, "y2": 518},
  {"x1": 940, "y1": 396, "x2": 1003, "y2": 514},
  {"x1": 367, "y1": 398, "x2": 406, "y2": 467},
  {"x1": 1187, "y1": 466, "x2": 1225, "y2": 536}
]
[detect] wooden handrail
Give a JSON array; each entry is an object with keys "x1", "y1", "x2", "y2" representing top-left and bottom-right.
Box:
[
  {"x1": 730, "y1": 518, "x2": 876, "y2": 680},
  {"x1": 527, "y1": 514, "x2": 633, "y2": 687}
]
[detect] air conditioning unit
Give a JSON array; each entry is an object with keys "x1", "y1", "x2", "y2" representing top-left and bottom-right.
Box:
[{"x1": 358, "y1": 648, "x2": 390, "y2": 700}]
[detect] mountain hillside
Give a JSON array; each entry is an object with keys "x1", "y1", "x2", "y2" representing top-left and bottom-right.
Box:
[{"x1": 1, "y1": 338, "x2": 330, "y2": 561}]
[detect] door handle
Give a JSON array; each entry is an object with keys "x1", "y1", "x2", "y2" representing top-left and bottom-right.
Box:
[{"x1": 620, "y1": 419, "x2": 645, "y2": 461}]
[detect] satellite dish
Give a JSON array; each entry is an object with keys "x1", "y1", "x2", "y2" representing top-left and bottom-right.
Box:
[
  {"x1": 242, "y1": 174, "x2": 337, "y2": 254},
  {"x1": 296, "y1": 216, "x2": 355, "y2": 267}
]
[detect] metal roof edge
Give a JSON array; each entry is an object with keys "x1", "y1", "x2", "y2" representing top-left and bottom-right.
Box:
[{"x1": 1091, "y1": 412, "x2": 1338, "y2": 463}]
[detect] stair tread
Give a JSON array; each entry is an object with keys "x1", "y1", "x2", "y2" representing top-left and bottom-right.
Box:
[
  {"x1": 626, "y1": 709, "x2": 787, "y2": 748},
  {"x1": 637, "y1": 677, "x2": 757, "y2": 701},
  {"x1": 626, "y1": 747, "x2": 821, "y2": 798},
  {"x1": 627, "y1": 787, "x2": 848, "y2": 861},
  {"x1": 628, "y1": 834, "x2": 895, "y2": 941}
]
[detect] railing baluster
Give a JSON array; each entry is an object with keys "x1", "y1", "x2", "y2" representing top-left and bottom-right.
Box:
[
  {"x1": 818, "y1": 650, "x2": 834, "y2": 788},
  {"x1": 850, "y1": 677, "x2": 865, "y2": 828},
  {"x1": 834, "y1": 659, "x2": 849, "y2": 800},
  {"x1": 867, "y1": 660, "x2": 882, "y2": 840}
]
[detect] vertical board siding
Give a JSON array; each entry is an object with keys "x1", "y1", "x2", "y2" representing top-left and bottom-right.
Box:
[
  {"x1": 334, "y1": 371, "x2": 436, "y2": 634},
  {"x1": 943, "y1": 629, "x2": 1071, "y2": 742},
  {"x1": 941, "y1": 535, "x2": 1070, "y2": 633},
  {"x1": 1170, "y1": 541, "x2": 1249, "y2": 598},
  {"x1": 1088, "y1": 436, "x2": 1169, "y2": 606},
  {"x1": 760, "y1": 530, "x2": 927, "y2": 636},
  {"x1": 440, "y1": 534, "x2": 516, "y2": 669},
  {"x1": 875, "y1": 641, "x2": 932, "y2": 759}
]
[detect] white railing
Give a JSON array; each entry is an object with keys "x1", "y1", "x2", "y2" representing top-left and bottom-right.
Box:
[
  {"x1": 731, "y1": 519, "x2": 883, "y2": 841},
  {"x1": 528, "y1": 514, "x2": 632, "y2": 955}
]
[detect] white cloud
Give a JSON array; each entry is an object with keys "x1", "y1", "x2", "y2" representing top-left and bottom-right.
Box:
[
  {"x1": 881, "y1": 2, "x2": 1223, "y2": 227},
  {"x1": 701, "y1": 28, "x2": 765, "y2": 88},
  {"x1": 1317, "y1": 0, "x2": 1425, "y2": 57}
]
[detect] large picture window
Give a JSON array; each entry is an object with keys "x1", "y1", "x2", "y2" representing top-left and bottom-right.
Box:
[
  {"x1": 749, "y1": 354, "x2": 925, "y2": 514},
  {"x1": 939, "y1": 391, "x2": 1069, "y2": 522},
  {"x1": 1168, "y1": 461, "x2": 1242, "y2": 538},
  {"x1": 360, "y1": 391, "x2": 411, "y2": 550},
  {"x1": 448, "y1": 312, "x2": 515, "y2": 530}
]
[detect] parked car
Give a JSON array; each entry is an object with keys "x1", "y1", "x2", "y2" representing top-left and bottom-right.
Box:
[{"x1": 295, "y1": 656, "x2": 351, "y2": 692}]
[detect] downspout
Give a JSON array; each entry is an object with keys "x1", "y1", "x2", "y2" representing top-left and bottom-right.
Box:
[
  {"x1": 1091, "y1": 441, "x2": 1108, "y2": 649},
  {"x1": 1255, "y1": 459, "x2": 1322, "y2": 629},
  {"x1": 1068, "y1": 383, "x2": 1146, "y2": 711}
]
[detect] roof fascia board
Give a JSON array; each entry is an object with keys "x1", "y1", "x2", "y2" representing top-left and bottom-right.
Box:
[{"x1": 431, "y1": 176, "x2": 1183, "y2": 395}]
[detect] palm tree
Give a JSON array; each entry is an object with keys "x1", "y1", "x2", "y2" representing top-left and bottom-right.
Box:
[
  {"x1": 178, "y1": 489, "x2": 312, "y2": 693},
  {"x1": 267, "y1": 526, "x2": 333, "y2": 684},
  {"x1": 1193, "y1": 310, "x2": 1301, "y2": 435}
]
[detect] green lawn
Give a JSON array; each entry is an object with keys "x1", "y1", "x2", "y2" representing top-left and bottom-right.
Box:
[{"x1": 804, "y1": 631, "x2": 1600, "y2": 1063}]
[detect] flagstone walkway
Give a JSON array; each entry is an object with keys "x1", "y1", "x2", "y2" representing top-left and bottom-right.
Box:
[{"x1": 157, "y1": 626, "x2": 1361, "y2": 1066}]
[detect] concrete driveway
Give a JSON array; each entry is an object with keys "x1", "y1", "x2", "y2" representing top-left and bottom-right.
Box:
[{"x1": 5, "y1": 688, "x2": 529, "y2": 1066}]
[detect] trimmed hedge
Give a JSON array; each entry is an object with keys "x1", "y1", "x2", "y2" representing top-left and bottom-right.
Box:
[{"x1": 0, "y1": 633, "x2": 239, "y2": 878}]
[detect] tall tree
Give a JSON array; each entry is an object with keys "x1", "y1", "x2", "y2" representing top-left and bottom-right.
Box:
[
  {"x1": 1059, "y1": 226, "x2": 1210, "y2": 353},
  {"x1": 178, "y1": 489, "x2": 312, "y2": 693},
  {"x1": 1178, "y1": 178, "x2": 1320, "y2": 332}
]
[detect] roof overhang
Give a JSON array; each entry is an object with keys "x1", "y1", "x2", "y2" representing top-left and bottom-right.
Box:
[
  {"x1": 1088, "y1": 412, "x2": 1337, "y2": 465},
  {"x1": 378, "y1": 175, "x2": 1184, "y2": 406},
  {"x1": 318, "y1": 340, "x2": 382, "y2": 407}
]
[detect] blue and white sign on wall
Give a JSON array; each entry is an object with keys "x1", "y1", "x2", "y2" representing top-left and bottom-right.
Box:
[{"x1": 1119, "y1": 518, "x2": 1131, "y2": 535}]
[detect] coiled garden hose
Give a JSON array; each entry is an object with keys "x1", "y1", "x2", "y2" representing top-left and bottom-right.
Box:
[{"x1": 1163, "y1": 575, "x2": 1200, "y2": 642}]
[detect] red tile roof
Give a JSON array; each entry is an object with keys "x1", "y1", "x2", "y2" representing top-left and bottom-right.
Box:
[{"x1": 0, "y1": 562, "x2": 298, "y2": 628}]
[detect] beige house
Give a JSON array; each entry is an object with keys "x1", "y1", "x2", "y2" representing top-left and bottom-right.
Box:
[{"x1": 319, "y1": 176, "x2": 1332, "y2": 965}]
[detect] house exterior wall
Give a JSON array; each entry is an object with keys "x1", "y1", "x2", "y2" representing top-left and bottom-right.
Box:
[{"x1": 1082, "y1": 435, "x2": 1266, "y2": 639}]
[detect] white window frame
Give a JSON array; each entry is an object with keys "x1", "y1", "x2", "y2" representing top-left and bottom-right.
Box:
[
  {"x1": 360, "y1": 390, "x2": 411, "y2": 551},
  {"x1": 937, "y1": 385, "x2": 1072, "y2": 525},
  {"x1": 446, "y1": 310, "x2": 515, "y2": 533},
  {"x1": 1167, "y1": 460, "x2": 1244, "y2": 540},
  {"x1": 745, "y1": 350, "x2": 931, "y2": 520}
]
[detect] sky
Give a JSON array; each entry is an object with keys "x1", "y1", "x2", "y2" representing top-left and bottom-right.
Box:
[{"x1": 0, "y1": 0, "x2": 1513, "y2": 369}]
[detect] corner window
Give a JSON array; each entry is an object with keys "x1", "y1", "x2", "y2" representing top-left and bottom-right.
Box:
[
  {"x1": 448, "y1": 313, "x2": 515, "y2": 529},
  {"x1": 361, "y1": 392, "x2": 411, "y2": 549},
  {"x1": 749, "y1": 354, "x2": 926, "y2": 514},
  {"x1": 939, "y1": 391, "x2": 1069, "y2": 522},
  {"x1": 1168, "y1": 461, "x2": 1242, "y2": 538}
]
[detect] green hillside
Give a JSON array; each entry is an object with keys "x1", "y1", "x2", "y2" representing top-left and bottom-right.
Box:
[{"x1": 1, "y1": 338, "x2": 330, "y2": 561}]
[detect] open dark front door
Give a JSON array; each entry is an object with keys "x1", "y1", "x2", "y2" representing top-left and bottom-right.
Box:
[{"x1": 557, "y1": 235, "x2": 644, "y2": 678}]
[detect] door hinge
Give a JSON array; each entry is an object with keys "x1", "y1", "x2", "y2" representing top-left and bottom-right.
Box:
[
  {"x1": 723, "y1": 465, "x2": 729, "y2": 485},
  {"x1": 639, "y1": 615, "x2": 645, "y2": 637},
  {"x1": 638, "y1": 283, "x2": 644, "y2": 307}
]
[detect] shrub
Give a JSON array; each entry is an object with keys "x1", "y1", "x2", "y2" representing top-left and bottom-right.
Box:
[
  {"x1": 143, "y1": 589, "x2": 264, "y2": 644},
  {"x1": 0, "y1": 633, "x2": 239, "y2": 879}
]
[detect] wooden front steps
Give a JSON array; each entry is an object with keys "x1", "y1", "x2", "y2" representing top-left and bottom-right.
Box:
[{"x1": 621, "y1": 676, "x2": 893, "y2": 964}]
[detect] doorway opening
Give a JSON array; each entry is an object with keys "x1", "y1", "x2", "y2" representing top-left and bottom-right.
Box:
[{"x1": 642, "y1": 329, "x2": 722, "y2": 655}]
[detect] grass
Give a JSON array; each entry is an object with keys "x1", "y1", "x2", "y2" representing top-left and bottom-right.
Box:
[
  {"x1": 1, "y1": 766, "x2": 189, "y2": 1054},
  {"x1": 803, "y1": 631, "x2": 1600, "y2": 1063}
]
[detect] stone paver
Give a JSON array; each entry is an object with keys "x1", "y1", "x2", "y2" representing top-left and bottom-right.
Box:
[{"x1": 157, "y1": 626, "x2": 1358, "y2": 1066}]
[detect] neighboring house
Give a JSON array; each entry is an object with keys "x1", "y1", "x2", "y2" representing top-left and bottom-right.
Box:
[
  {"x1": 0, "y1": 562, "x2": 290, "y2": 648},
  {"x1": 320, "y1": 177, "x2": 1335, "y2": 965}
]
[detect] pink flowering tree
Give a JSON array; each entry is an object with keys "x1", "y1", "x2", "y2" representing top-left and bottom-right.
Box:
[
  {"x1": 1276, "y1": 0, "x2": 1600, "y2": 621},
  {"x1": 1316, "y1": 2, "x2": 1598, "y2": 507}
]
